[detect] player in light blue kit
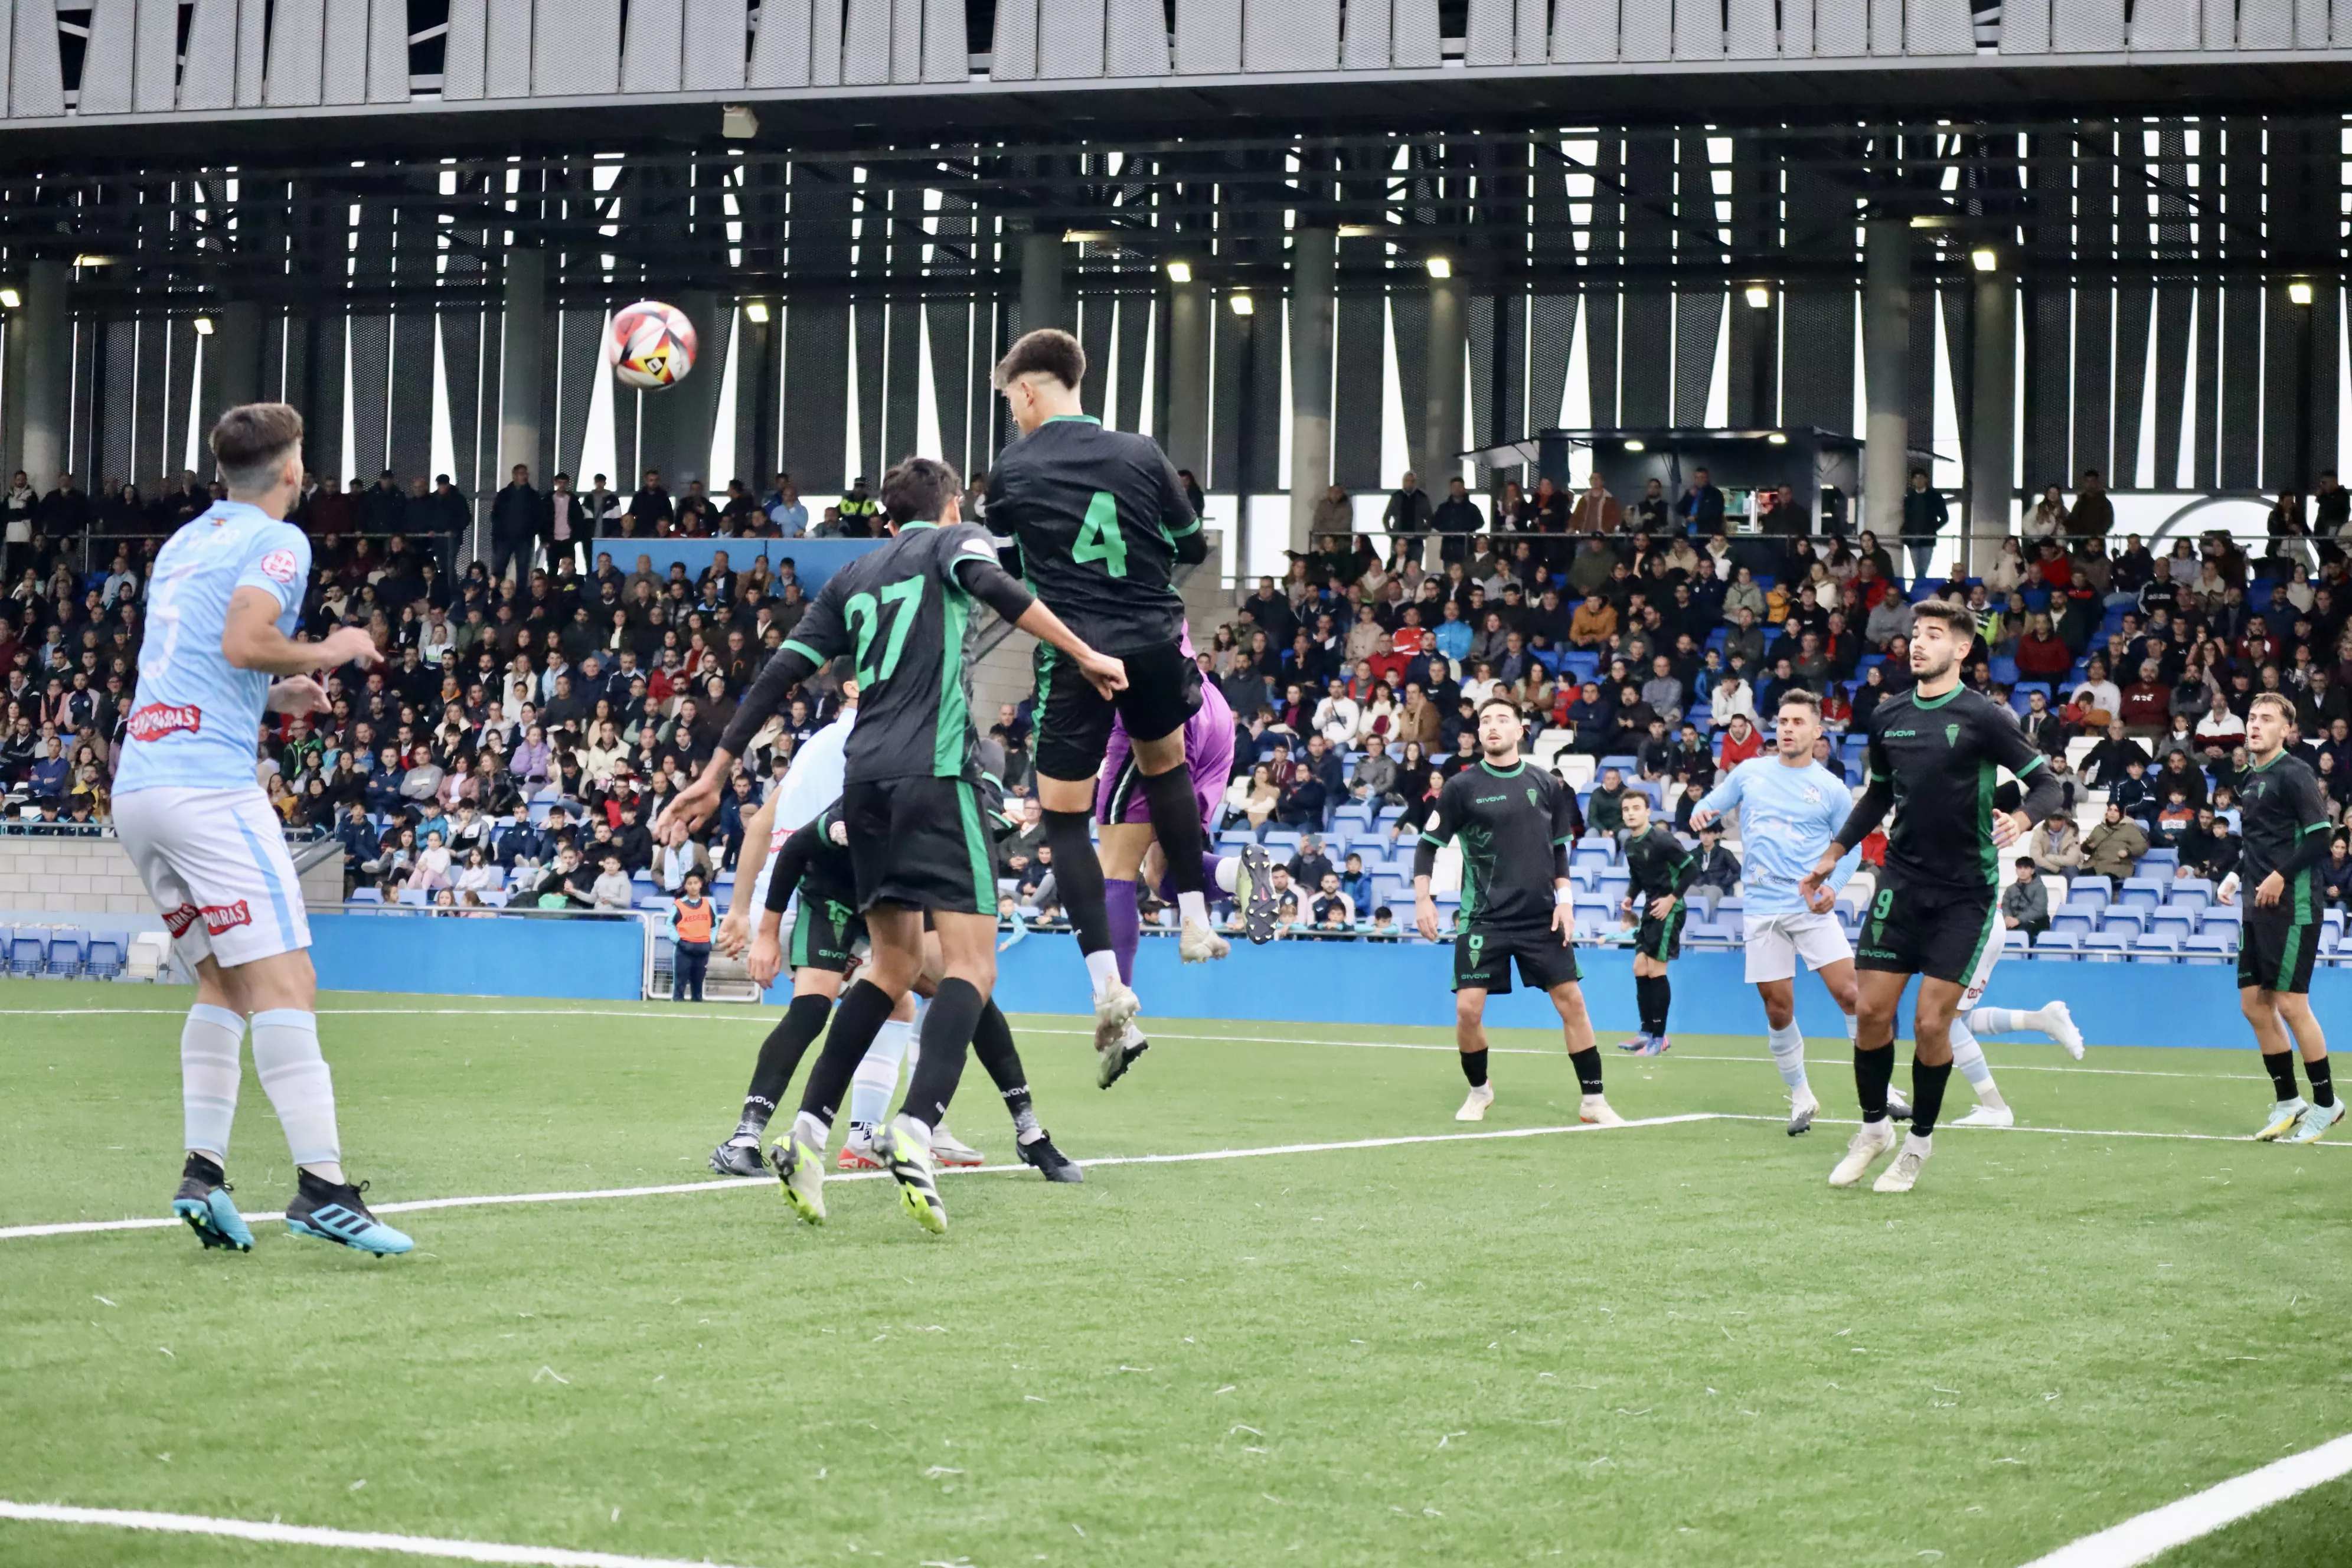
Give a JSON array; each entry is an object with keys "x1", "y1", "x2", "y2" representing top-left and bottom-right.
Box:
[
  {"x1": 112, "y1": 403, "x2": 412, "y2": 1256},
  {"x1": 1690, "y1": 689, "x2": 1881, "y2": 1136}
]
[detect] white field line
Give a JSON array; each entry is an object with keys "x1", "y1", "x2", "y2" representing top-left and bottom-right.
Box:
[
  {"x1": 2014, "y1": 1430, "x2": 2352, "y2": 1568},
  {"x1": 1711, "y1": 1112, "x2": 2350, "y2": 1147},
  {"x1": 0, "y1": 1500, "x2": 755, "y2": 1567},
  {"x1": 0, "y1": 1113, "x2": 1720, "y2": 1242},
  {"x1": 0, "y1": 1007, "x2": 2269, "y2": 1083}
]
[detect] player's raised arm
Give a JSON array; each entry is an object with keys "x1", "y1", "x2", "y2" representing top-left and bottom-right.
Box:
[
  {"x1": 661, "y1": 596, "x2": 845, "y2": 844},
  {"x1": 222, "y1": 588, "x2": 381, "y2": 677},
  {"x1": 1412, "y1": 782, "x2": 1462, "y2": 941},
  {"x1": 1157, "y1": 451, "x2": 1208, "y2": 566},
  {"x1": 1984, "y1": 709, "x2": 2063, "y2": 847},
  {"x1": 1689, "y1": 762, "x2": 1745, "y2": 832},
  {"x1": 1809, "y1": 739, "x2": 1892, "y2": 899}
]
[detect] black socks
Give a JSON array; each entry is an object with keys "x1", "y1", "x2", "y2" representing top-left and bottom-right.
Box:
[
  {"x1": 1569, "y1": 1047, "x2": 1604, "y2": 1095},
  {"x1": 1041, "y1": 808, "x2": 1113, "y2": 953},
  {"x1": 900, "y1": 978, "x2": 985, "y2": 1133},
  {"x1": 2264, "y1": 1050, "x2": 2302, "y2": 1102},
  {"x1": 1635, "y1": 974, "x2": 1671, "y2": 1036},
  {"x1": 1459, "y1": 1048, "x2": 1489, "y2": 1087},
  {"x1": 2308, "y1": 1054, "x2": 2335, "y2": 1109},
  {"x1": 1909, "y1": 1059, "x2": 1953, "y2": 1139},
  {"x1": 1139, "y1": 763, "x2": 1208, "y2": 896},
  {"x1": 1854, "y1": 1043, "x2": 1896, "y2": 1123},
  {"x1": 969, "y1": 999, "x2": 1043, "y2": 1141},
  {"x1": 740, "y1": 993, "x2": 835, "y2": 1134},
  {"x1": 793, "y1": 979, "x2": 899, "y2": 1133}
]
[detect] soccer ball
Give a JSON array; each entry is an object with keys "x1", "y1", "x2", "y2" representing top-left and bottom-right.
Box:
[{"x1": 607, "y1": 301, "x2": 697, "y2": 390}]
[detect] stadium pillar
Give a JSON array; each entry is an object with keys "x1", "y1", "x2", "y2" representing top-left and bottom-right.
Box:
[
  {"x1": 1422, "y1": 270, "x2": 1465, "y2": 494},
  {"x1": 1966, "y1": 266, "x2": 2017, "y2": 573},
  {"x1": 497, "y1": 249, "x2": 545, "y2": 561},
  {"x1": 1861, "y1": 216, "x2": 1910, "y2": 545},
  {"x1": 1020, "y1": 232, "x2": 1064, "y2": 334},
  {"x1": 1288, "y1": 228, "x2": 1335, "y2": 554},
  {"x1": 18, "y1": 259, "x2": 68, "y2": 487},
  {"x1": 200, "y1": 301, "x2": 263, "y2": 437},
  {"x1": 1167, "y1": 274, "x2": 1210, "y2": 485}
]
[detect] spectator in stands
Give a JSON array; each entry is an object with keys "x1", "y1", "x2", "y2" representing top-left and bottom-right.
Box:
[
  {"x1": 2152, "y1": 787, "x2": 2197, "y2": 847},
  {"x1": 1569, "y1": 592, "x2": 1617, "y2": 652},
  {"x1": 2069, "y1": 468, "x2": 2114, "y2": 538},
  {"x1": 1563, "y1": 680, "x2": 1613, "y2": 755},
  {"x1": 1711, "y1": 671, "x2": 1758, "y2": 731},
  {"x1": 2120, "y1": 659, "x2": 2170, "y2": 736},
  {"x1": 2029, "y1": 812, "x2": 2086, "y2": 875},
  {"x1": 1636, "y1": 716, "x2": 1678, "y2": 781},
  {"x1": 1864, "y1": 584, "x2": 1915, "y2": 649},
  {"x1": 2319, "y1": 834, "x2": 2352, "y2": 912},
  {"x1": 2083, "y1": 801, "x2": 2148, "y2": 881},
  {"x1": 1585, "y1": 768, "x2": 1632, "y2": 839},
  {"x1": 2176, "y1": 805, "x2": 2239, "y2": 882},
  {"x1": 2155, "y1": 747, "x2": 2207, "y2": 810},
  {"x1": 2001, "y1": 857, "x2": 2052, "y2": 942},
  {"x1": 1718, "y1": 711, "x2": 1763, "y2": 769},
  {"x1": 2014, "y1": 612, "x2": 2072, "y2": 683},
  {"x1": 2083, "y1": 720, "x2": 2146, "y2": 788},
  {"x1": 1288, "y1": 834, "x2": 1336, "y2": 893}
]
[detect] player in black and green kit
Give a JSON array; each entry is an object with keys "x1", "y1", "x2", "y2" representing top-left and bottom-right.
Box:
[
  {"x1": 1801, "y1": 599, "x2": 2063, "y2": 1194},
  {"x1": 2230, "y1": 692, "x2": 2338, "y2": 1144},
  {"x1": 1413, "y1": 695, "x2": 1621, "y2": 1127},
  {"x1": 988, "y1": 328, "x2": 1226, "y2": 1063},
  {"x1": 660, "y1": 456, "x2": 1125, "y2": 1233},
  {"x1": 1615, "y1": 789, "x2": 1696, "y2": 1057}
]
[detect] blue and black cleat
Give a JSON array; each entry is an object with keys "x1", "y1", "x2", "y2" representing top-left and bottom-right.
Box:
[
  {"x1": 172, "y1": 1154, "x2": 253, "y2": 1253},
  {"x1": 285, "y1": 1171, "x2": 413, "y2": 1256}
]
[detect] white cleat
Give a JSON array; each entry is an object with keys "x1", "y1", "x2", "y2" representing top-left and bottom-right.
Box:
[
  {"x1": 1952, "y1": 1102, "x2": 2015, "y2": 1129},
  {"x1": 1455, "y1": 1083, "x2": 1495, "y2": 1122},
  {"x1": 1092, "y1": 980, "x2": 1142, "y2": 1062},
  {"x1": 2255, "y1": 1096, "x2": 2309, "y2": 1142},
  {"x1": 1178, "y1": 918, "x2": 1231, "y2": 963},
  {"x1": 1579, "y1": 1094, "x2": 1625, "y2": 1127},
  {"x1": 1786, "y1": 1089, "x2": 1820, "y2": 1137},
  {"x1": 1828, "y1": 1118, "x2": 1899, "y2": 1187},
  {"x1": 1873, "y1": 1132, "x2": 1933, "y2": 1193},
  {"x1": 2042, "y1": 1001, "x2": 2085, "y2": 1060},
  {"x1": 929, "y1": 1127, "x2": 984, "y2": 1167}
]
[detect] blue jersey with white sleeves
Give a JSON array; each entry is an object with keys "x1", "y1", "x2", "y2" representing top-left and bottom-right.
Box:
[
  {"x1": 1695, "y1": 756, "x2": 1864, "y2": 917},
  {"x1": 116, "y1": 501, "x2": 312, "y2": 795}
]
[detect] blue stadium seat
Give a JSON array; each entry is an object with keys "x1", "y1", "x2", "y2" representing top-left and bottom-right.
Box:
[
  {"x1": 2148, "y1": 913, "x2": 2196, "y2": 944},
  {"x1": 2080, "y1": 932, "x2": 2132, "y2": 961},
  {"x1": 84, "y1": 933, "x2": 126, "y2": 979},
  {"x1": 1988, "y1": 655, "x2": 2020, "y2": 686},
  {"x1": 2118, "y1": 878, "x2": 2168, "y2": 911},
  {"x1": 1599, "y1": 755, "x2": 1640, "y2": 778},
  {"x1": 396, "y1": 888, "x2": 429, "y2": 907},
  {"x1": 2168, "y1": 879, "x2": 2213, "y2": 914},
  {"x1": 2139, "y1": 848, "x2": 2180, "y2": 871},
  {"x1": 2131, "y1": 935, "x2": 2183, "y2": 962},
  {"x1": 2033, "y1": 932, "x2": 2082, "y2": 959},
  {"x1": 7, "y1": 929, "x2": 50, "y2": 976},
  {"x1": 1572, "y1": 843, "x2": 1616, "y2": 871},
  {"x1": 349, "y1": 887, "x2": 384, "y2": 903},
  {"x1": 2068, "y1": 876, "x2": 2112, "y2": 907},
  {"x1": 43, "y1": 929, "x2": 87, "y2": 977},
  {"x1": 2201, "y1": 904, "x2": 2243, "y2": 932},
  {"x1": 2098, "y1": 910, "x2": 2147, "y2": 936},
  {"x1": 2002, "y1": 928, "x2": 2032, "y2": 955},
  {"x1": 481, "y1": 891, "x2": 510, "y2": 909},
  {"x1": 2051, "y1": 912, "x2": 2096, "y2": 940},
  {"x1": 2182, "y1": 933, "x2": 2235, "y2": 965}
]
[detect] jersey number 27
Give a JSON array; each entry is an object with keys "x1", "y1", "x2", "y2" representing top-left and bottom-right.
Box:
[{"x1": 843, "y1": 575, "x2": 924, "y2": 688}]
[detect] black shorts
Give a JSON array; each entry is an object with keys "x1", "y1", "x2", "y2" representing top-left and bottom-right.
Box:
[
  {"x1": 2240, "y1": 918, "x2": 2319, "y2": 995},
  {"x1": 841, "y1": 775, "x2": 999, "y2": 917},
  {"x1": 1033, "y1": 638, "x2": 1202, "y2": 783},
  {"x1": 1854, "y1": 878, "x2": 1998, "y2": 987},
  {"x1": 1635, "y1": 901, "x2": 1686, "y2": 962},
  {"x1": 786, "y1": 883, "x2": 865, "y2": 974},
  {"x1": 1453, "y1": 923, "x2": 1583, "y2": 995}
]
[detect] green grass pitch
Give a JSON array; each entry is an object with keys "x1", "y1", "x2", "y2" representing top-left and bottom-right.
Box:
[{"x1": 1, "y1": 979, "x2": 2348, "y2": 1568}]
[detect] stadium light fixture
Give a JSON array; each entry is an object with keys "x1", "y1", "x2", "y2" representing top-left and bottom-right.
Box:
[
  {"x1": 721, "y1": 104, "x2": 759, "y2": 139},
  {"x1": 1971, "y1": 246, "x2": 1998, "y2": 273},
  {"x1": 0, "y1": 288, "x2": 19, "y2": 308},
  {"x1": 1229, "y1": 292, "x2": 1255, "y2": 316},
  {"x1": 192, "y1": 316, "x2": 214, "y2": 336},
  {"x1": 71, "y1": 254, "x2": 112, "y2": 267},
  {"x1": 1336, "y1": 224, "x2": 1384, "y2": 239},
  {"x1": 1623, "y1": 439, "x2": 1645, "y2": 453},
  {"x1": 1743, "y1": 283, "x2": 1772, "y2": 309},
  {"x1": 2289, "y1": 280, "x2": 2315, "y2": 306},
  {"x1": 1165, "y1": 260, "x2": 1192, "y2": 284},
  {"x1": 743, "y1": 300, "x2": 770, "y2": 324},
  {"x1": 1426, "y1": 256, "x2": 1452, "y2": 280},
  {"x1": 1767, "y1": 432, "x2": 1789, "y2": 446}
]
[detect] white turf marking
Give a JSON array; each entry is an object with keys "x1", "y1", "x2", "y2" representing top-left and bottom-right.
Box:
[
  {"x1": 2014, "y1": 1430, "x2": 2352, "y2": 1568},
  {"x1": 0, "y1": 1500, "x2": 754, "y2": 1567},
  {"x1": 0, "y1": 1115, "x2": 1719, "y2": 1242},
  {"x1": 0, "y1": 1007, "x2": 2271, "y2": 1082},
  {"x1": 1710, "y1": 1112, "x2": 2351, "y2": 1148}
]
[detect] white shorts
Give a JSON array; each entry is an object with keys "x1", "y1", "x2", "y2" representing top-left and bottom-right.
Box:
[
  {"x1": 1742, "y1": 910, "x2": 1854, "y2": 984},
  {"x1": 113, "y1": 785, "x2": 312, "y2": 970},
  {"x1": 1958, "y1": 919, "x2": 2004, "y2": 1009}
]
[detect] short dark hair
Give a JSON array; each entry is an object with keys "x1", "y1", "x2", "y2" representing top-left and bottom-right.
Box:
[
  {"x1": 2015, "y1": 855, "x2": 2036, "y2": 870},
  {"x1": 1912, "y1": 598, "x2": 1978, "y2": 639},
  {"x1": 1776, "y1": 688, "x2": 1822, "y2": 717},
  {"x1": 1475, "y1": 694, "x2": 1520, "y2": 721},
  {"x1": 993, "y1": 328, "x2": 1086, "y2": 391},
  {"x1": 881, "y1": 456, "x2": 963, "y2": 524},
  {"x1": 209, "y1": 403, "x2": 303, "y2": 492}
]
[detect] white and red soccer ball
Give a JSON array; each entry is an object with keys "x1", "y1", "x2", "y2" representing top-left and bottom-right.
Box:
[{"x1": 606, "y1": 301, "x2": 698, "y2": 390}]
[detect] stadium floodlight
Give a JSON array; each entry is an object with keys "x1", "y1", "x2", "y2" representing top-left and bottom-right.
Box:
[
  {"x1": 1426, "y1": 256, "x2": 1452, "y2": 280},
  {"x1": 743, "y1": 300, "x2": 770, "y2": 324},
  {"x1": 72, "y1": 254, "x2": 112, "y2": 267},
  {"x1": 1744, "y1": 283, "x2": 1772, "y2": 309},
  {"x1": 1623, "y1": 439, "x2": 1645, "y2": 452},
  {"x1": 721, "y1": 104, "x2": 759, "y2": 139},
  {"x1": 1229, "y1": 292, "x2": 1255, "y2": 316},
  {"x1": 1971, "y1": 246, "x2": 1998, "y2": 272},
  {"x1": 1767, "y1": 432, "x2": 1789, "y2": 445},
  {"x1": 192, "y1": 316, "x2": 214, "y2": 336},
  {"x1": 1165, "y1": 260, "x2": 1192, "y2": 284},
  {"x1": 0, "y1": 288, "x2": 18, "y2": 308},
  {"x1": 2289, "y1": 280, "x2": 2315, "y2": 306}
]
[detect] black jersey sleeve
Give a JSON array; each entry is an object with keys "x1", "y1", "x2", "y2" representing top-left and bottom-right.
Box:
[
  {"x1": 1835, "y1": 722, "x2": 1897, "y2": 850},
  {"x1": 1551, "y1": 776, "x2": 1584, "y2": 844},
  {"x1": 2286, "y1": 765, "x2": 2334, "y2": 873},
  {"x1": 1413, "y1": 776, "x2": 1466, "y2": 878},
  {"x1": 1155, "y1": 450, "x2": 1207, "y2": 563},
  {"x1": 763, "y1": 818, "x2": 826, "y2": 914},
  {"x1": 1977, "y1": 702, "x2": 2064, "y2": 819}
]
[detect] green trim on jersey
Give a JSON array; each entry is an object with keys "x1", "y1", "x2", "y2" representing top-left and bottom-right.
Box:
[
  {"x1": 1909, "y1": 684, "x2": 1964, "y2": 710},
  {"x1": 1648, "y1": 899, "x2": 1684, "y2": 960},
  {"x1": 1033, "y1": 642, "x2": 1058, "y2": 740},
  {"x1": 956, "y1": 780, "x2": 996, "y2": 912},
  {"x1": 1476, "y1": 760, "x2": 1527, "y2": 779},
  {"x1": 1977, "y1": 757, "x2": 1998, "y2": 886},
  {"x1": 788, "y1": 905, "x2": 811, "y2": 969},
  {"x1": 1960, "y1": 897, "x2": 2000, "y2": 983},
  {"x1": 781, "y1": 637, "x2": 825, "y2": 667},
  {"x1": 935, "y1": 586, "x2": 971, "y2": 777},
  {"x1": 2278, "y1": 922, "x2": 2308, "y2": 993},
  {"x1": 1044, "y1": 414, "x2": 1102, "y2": 425},
  {"x1": 899, "y1": 521, "x2": 940, "y2": 531}
]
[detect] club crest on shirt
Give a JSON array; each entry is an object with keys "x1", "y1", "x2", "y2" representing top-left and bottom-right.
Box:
[
  {"x1": 259, "y1": 548, "x2": 301, "y2": 584},
  {"x1": 128, "y1": 702, "x2": 201, "y2": 742},
  {"x1": 1945, "y1": 722, "x2": 1961, "y2": 746}
]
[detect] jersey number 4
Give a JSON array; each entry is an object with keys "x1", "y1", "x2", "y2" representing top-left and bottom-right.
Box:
[
  {"x1": 1072, "y1": 490, "x2": 1128, "y2": 578},
  {"x1": 843, "y1": 574, "x2": 924, "y2": 688}
]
